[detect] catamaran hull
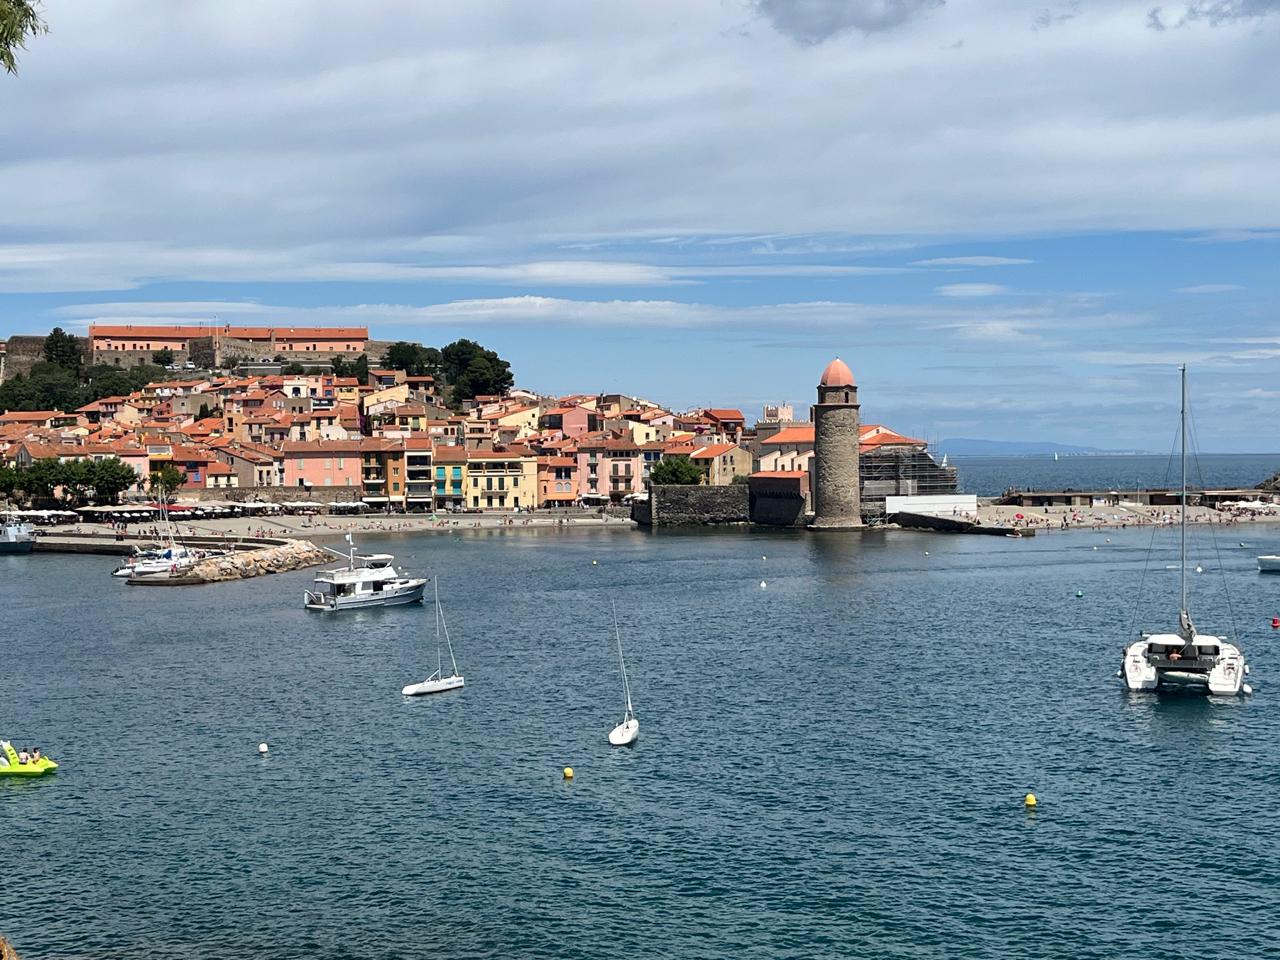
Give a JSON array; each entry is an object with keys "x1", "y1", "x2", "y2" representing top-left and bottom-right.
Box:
[
  {"x1": 305, "y1": 581, "x2": 427, "y2": 611},
  {"x1": 1121, "y1": 639, "x2": 1249, "y2": 696},
  {"x1": 402, "y1": 675, "x2": 465, "y2": 696}
]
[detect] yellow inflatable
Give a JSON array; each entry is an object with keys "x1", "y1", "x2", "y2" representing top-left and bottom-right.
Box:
[{"x1": 0, "y1": 740, "x2": 58, "y2": 777}]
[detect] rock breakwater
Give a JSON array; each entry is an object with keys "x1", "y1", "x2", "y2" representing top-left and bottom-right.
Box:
[{"x1": 186, "y1": 539, "x2": 331, "y2": 583}]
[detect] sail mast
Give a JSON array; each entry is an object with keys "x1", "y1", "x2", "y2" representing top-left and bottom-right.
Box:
[
  {"x1": 612, "y1": 600, "x2": 632, "y2": 716},
  {"x1": 1180, "y1": 364, "x2": 1188, "y2": 620}
]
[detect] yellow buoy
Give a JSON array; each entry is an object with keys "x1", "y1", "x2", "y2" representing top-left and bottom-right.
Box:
[
  {"x1": 1024, "y1": 793, "x2": 1037, "y2": 808},
  {"x1": 563, "y1": 766, "x2": 574, "y2": 780}
]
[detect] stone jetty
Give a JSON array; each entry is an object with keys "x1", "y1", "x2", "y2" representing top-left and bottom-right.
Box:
[
  {"x1": 128, "y1": 538, "x2": 332, "y2": 586},
  {"x1": 1, "y1": 936, "x2": 23, "y2": 960}
]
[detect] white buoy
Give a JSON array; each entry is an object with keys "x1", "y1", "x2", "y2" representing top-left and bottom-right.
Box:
[
  {"x1": 258, "y1": 742, "x2": 269, "y2": 755},
  {"x1": 1093, "y1": 546, "x2": 1098, "y2": 551},
  {"x1": 1195, "y1": 565, "x2": 1203, "y2": 574},
  {"x1": 924, "y1": 551, "x2": 929, "y2": 556},
  {"x1": 760, "y1": 580, "x2": 767, "y2": 589}
]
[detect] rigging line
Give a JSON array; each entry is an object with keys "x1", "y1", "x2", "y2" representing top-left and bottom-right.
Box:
[
  {"x1": 1187, "y1": 390, "x2": 1241, "y2": 640},
  {"x1": 1128, "y1": 422, "x2": 1181, "y2": 642}
]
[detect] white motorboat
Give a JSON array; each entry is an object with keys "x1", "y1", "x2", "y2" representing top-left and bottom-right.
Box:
[
  {"x1": 0, "y1": 520, "x2": 35, "y2": 555},
  {"x1": 1258, "y1": 556, "x2": 1280, "y2": 573},
  {"x1": 607, "y1": 603, "x2": 639, "y2": 746},
  {"x1": 305, "y1": 535, "x2": 427, "y2": 611},
  {"x1": 402, "y1": 578, "x2": 464, "y2": 696},
  {"x1": 1120, "y1": 366, "x2": 1251, "y2": 696}
]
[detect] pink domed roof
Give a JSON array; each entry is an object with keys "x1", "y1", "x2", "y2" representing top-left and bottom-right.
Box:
[{"x1": 819, "y1": 357, "x2": 855, "y2": 387}]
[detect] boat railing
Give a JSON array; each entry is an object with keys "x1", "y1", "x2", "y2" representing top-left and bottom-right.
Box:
[{"x1": 1146, "y1": 655, "x2": 1216, "y2": 670}]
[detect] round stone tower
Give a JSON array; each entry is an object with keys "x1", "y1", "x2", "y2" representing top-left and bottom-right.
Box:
[{"x1": 809, "y1": 357, "x2": 862, "y2": 529}]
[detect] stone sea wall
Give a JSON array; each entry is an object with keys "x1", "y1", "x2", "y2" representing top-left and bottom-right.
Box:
[
  {"x1": 640, "y1": 485, "x2": 749, "y2": 526},
  {"x1": 186, "y1": 538, "x2": 331, "y2": 582}
]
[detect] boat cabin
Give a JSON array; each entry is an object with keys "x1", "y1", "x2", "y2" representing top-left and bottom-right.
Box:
[{"x1": 1144, "y1": 632, "x2": 1221, "y2": 669}]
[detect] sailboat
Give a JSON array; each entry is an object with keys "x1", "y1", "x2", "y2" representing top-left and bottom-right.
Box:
[
  {"x1": 607, "y1": 604, "x2": 639, "y2": 746},
  {"x1": 401, "y1": 578, "x2": 465, "y2": 696},
  {"x1": 1119, "y1": 366, "x2": 1251, "y2": 696},
  {"x1": 1053, "y1": 451, "x2": 1060, "y2": 461}
]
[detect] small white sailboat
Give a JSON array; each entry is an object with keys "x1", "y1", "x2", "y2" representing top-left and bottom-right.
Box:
[
  {"x1": 607, "y1": 604, "x2": 639, "y2": 746},
  {"x1": 1054, "y1": 451, "x2": 1060, "y2": 461},
  {"x1": 1120, "y1": 366, "x2": 1251, "y2": 696},
  {"x1": 402, "y1": 578, "x2": 464, "y2": 696}
]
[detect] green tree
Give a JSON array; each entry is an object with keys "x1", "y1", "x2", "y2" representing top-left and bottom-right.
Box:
[
  {"x1": 352, "y1": 354, "x2": 369, "y2": 383},
  {"x1": 383, "y1": 342, "x2": 443, "y2": 378},
  {"x1": 57, "y1": 458, "x2": 94, "y2": 504},
  {"x1": 90, "y1": 457, "x2": 139, "y2": 504},
  {"x1": 1, "y1": 0, "x2": 47, "y2": 75},
  {"x1": 0, "y1": 362, "x2": 87, "y2": 412},
  {"x1": 148, "y1": 464, "x2": 186, "y2": 499},
  {"x1": 84, "y1": 367, "x2": 137, "y2": 401},
  {"x1": 19, "y1": 457, "x2": 63, "y2": 502},
  {"x1": 282, "y1": 361, "x2": 307, "y2": 375},
  {"x1": 42, "y1": 327, "x2": 83, "y2": 372},
  {"x1": 0, "y1": 464, "x2": 17, "y2": 503},
  {"x1": 441, "y1": 339, "x2": 513, "y2": 405},
  {"x1": 152, "y1": 347, "x2": 175, "y2": 367},
  {"x1": 649, "y1": 457, "x2": 704, "y2": 486}
]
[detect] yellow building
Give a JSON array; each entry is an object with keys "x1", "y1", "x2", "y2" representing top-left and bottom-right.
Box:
[{"x1": 466, "y1": 448, "x2": 538, "y2": 510}]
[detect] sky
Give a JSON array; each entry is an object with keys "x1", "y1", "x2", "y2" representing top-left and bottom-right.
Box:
[{"x1": 1, "y1": 0, "x2": 1278, "y2": 451}]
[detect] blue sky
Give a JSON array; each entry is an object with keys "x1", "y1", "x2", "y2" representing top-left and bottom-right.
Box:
[{"x1": 2, "y1": 0, "x2": 1278, "y2": 450}]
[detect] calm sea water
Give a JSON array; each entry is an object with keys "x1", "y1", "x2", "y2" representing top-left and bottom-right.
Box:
[
  {"x1": 4, "y1": 524, "x2": 1280, "y2": 959},
  {"x1": 954, "y1": 453, "x2": 1280, "y2": 497}
]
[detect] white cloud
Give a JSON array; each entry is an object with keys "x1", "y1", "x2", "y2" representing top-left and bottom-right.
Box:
[
  {"x1": 935, "y1": 283, "x2": 1011, "y2": 297},
  {"x1": 3, "y1": 0, "x2": 1280, "y2": 273},
  {"x1": 912, "y1": 256, "x2": 1034, "y2": 266},
  {"x1": 1175, "y1": 283, "x2": 1244, "y2": 293}
]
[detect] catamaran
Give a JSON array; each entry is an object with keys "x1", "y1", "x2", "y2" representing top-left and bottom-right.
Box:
[
  {"x1": 402, "y1": 578, "x2": 464, "y2": 696},
  {"x1": 607, "y1": 603, "x2": 639, "y2": 746},
  {"x1": 1119, "y1": 366, "x2": 1251, "y2": 696}
]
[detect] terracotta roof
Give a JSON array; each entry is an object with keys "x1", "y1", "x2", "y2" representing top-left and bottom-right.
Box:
[
  {"x1": 90, "y1": 324, "x2": 368, "y2": 340},
  {"x1": 819, "y1": 357, "x2": 856, "y2": 387},
  {"x1": 691, "y1": 443, "x2": 738, "y2": 459},
  {"x1": 760, "y1": 425, "x2": 816, "y2": 446},
  {"x1": 703, "y1": 408, "x2": 745, "y2": 422},
  {"x1": 432, "y1": 446, "x2": 468, "y2": 463},
  {"x1": 750, "y1": 470, "x2": 808, "y2": 478}
]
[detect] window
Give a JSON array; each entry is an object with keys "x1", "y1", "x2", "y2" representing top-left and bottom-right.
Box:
[
  {"x1": 393, "y1": 482, "x2": 400, "y2": 491},
  {"x1": 337, "y1": 458, "x2": 344, "y2": 468},
  {"x1": 324, "y1": 459, "x2": 332, "y2": 469}
]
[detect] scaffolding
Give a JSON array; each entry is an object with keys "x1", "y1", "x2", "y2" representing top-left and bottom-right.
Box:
[{"x1": 860, "y1": 448, "x2": 958, "y2": 518}]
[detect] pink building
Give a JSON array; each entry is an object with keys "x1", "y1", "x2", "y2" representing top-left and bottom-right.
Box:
[
  {"x1": 281, "y1": 440, "x2": 365, "y2": 489},
  {"x1": 577, "y1": 434, "x2": 644, "y2": 502}
]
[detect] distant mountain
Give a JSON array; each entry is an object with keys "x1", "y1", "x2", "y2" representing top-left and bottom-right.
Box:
[{"x1": 937, "y1": 438, "x2": 1149, "y2": 457}]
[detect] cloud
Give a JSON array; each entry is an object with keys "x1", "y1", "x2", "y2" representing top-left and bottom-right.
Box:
[
  {"x1": 1175, "y1": 283, "x2": 1244, "y2": 293},
  {"x1": 0, "y1": 242, "x2": 905, "y2": 293},
  {"x1": 1183, "y1": 229, "x2": 1280, "y2": 243},
  {"x1": 752, "y1": 0, "x2": 946, "y2": 44},
  {"x1": 1033, "y1": 1, "x2": 1081, "y2": 30},
  {"x1": 911, "y1": 256, "x2": 1034, "y2": 266},
  {"x1": 1178, "y1": 0, "x2": 1280, "y2": 25},
  {"x1": 935, "y1": 283, "x2": 1011, "y2": 297}
]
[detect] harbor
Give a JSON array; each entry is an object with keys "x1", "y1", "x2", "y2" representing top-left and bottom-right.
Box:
[{"x1": 4, "y1": 523, "x2": 1280, "y2": 958}]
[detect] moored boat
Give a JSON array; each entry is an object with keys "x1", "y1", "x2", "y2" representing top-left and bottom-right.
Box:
[
  {"x1": 306, "y1": 535, "x2": 427, "y2": 611},
  {"x1": 1119, "y1": 366, "x2": 1251, "y2": 697},
  {"x1": 1258, "y1": 556, "x2": 1280, "y2": 573},
  {"x1": 0, "y1": 520, "x2": 35, "y2": 555}
]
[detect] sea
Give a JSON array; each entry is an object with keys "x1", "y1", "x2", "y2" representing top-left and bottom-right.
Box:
[
  {"x1": 953, "y1": 452, "x2": 1280, "y2": 497},
  {"x1": 4, "y1": 516, "x2": 1280, "y2": 959}
]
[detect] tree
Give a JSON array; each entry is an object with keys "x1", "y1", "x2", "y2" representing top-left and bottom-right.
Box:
[
  {"x1": 383, "y1": 342, "x2": 442, "y2": 378},
  {"x1": 282, "y1": 361, "x2": 307, "y2": 375},
  {"x1": 441, "y1": 339, "x2": 513, "y2": 405},
  {"x1": 19, "y1": 457, "x2": 63, "y2": 502},
  {"x1": 85, "y1": 368, "x2": 138, "y2": 401},
  {"x1": 42, "y1": 327, "x2": 83, "y2": 372},
  {"x1": 148, "y1": 464, "x2": 186, "y2": 500},
  {"x1": 352, "y1": 354, "x2": 369, "y2": 383},
  {"x1": 91, "y1": 458, "x2": 139, "y2": 504},
  {"x1": 1, "y1": 0, "x2": 47, "y2": 75},
  {"x1": 57, "y1": 458, "x2": 93, "y2": 504},
  {"x1": 649, "y1": 457, "x2": 704, "y2": 486},
  {"x1": 152, "y1": 347, "x2": 175, "y2": 367},
  {"x1": 0, "y1": 362, "x2": 87, "y2": 412},
  {"x1": 0, "y1": 464, "x2": 17, "y2": 503}
]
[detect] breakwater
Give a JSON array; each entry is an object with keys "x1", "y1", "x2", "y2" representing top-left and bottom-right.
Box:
[{"x1": 30, "y1": 531, "x2": 330, "y2": 585}]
